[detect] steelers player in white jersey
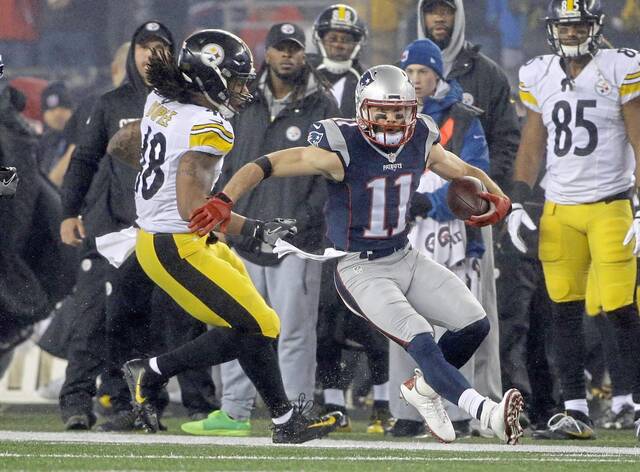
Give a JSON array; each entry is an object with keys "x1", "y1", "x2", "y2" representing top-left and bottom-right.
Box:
[
  {"x1": 508, "y1": 0, "x2": 640, "y2": 440},
  {"x1": 117, "y1": 29, "x2": 341, "y2": 443}
]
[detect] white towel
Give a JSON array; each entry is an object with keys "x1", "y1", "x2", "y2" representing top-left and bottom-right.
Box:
[
  {"x1": 408, "y1": 171, "x2": 467, "y2": 268},
  {"x1": 95, "y1": 226, "x2": 137, "y2": 268},
  {"x1": 273, "y1": 239, "x2": 347, "y2": 261}
]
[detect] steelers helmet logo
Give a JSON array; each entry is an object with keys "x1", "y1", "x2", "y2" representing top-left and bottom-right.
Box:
[
  {"x1": 281, "y1": 24, "x2": 295, "y2": 35},
  {"x1": 201, "y1": 43, "x2": 225, "y2": 67}
]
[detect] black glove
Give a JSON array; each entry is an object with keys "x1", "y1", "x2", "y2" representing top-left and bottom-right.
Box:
[
  {"x1": 408, "y1": 191, "x2": 432, "y2": 221},
  {"x1": 241, "y1": 217, "x2": 298, "y2": 252},
  {"x1": 0, "y1": 166, "x2": 18, "y2": 198}
]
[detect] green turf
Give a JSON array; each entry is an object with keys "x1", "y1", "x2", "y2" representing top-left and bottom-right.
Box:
[{"x1": 1, "y1": 405, "x2": 639, "y2": 471}]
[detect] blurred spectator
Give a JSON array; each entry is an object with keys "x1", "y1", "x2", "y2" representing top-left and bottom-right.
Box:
[
  {"x1": 7, "y1": 76, "x2": 49, "y2": 133},
  {"x1": 37, "y1": 82, "x2": 74, "y2": 181},
  {"x1": 0, "y1": 0, "x2": 39, "y2": 68},
  {"x1": 485, "y1": 0, "x2": 528, "y2": 88},
  {"x1": 39, "y1": 0, "x2": 108, "y2": 70}
]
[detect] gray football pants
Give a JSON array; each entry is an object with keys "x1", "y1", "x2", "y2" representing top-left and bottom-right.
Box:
[
  {"x1": 335, "y1": 245, "x2": 485, "y2": 346},
  {"x1": 220, "y1": 255, "x2": 322, "y2": 420},
  {"x1": 390, "y1": 228, "x2": 502, "y2": 422}
]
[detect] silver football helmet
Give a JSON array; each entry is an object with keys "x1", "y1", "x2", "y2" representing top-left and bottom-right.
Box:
[{"x1": 355, "y1": 65, "x2": 417, "y2": 148}]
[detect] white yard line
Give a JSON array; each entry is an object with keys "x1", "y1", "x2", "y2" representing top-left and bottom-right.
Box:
[
  {"x1": 0, "y1": 452, "x2": 638, "y2": 463},
  {"x1": 0, "y1": 430, "x2": 639, "y2": 457}
]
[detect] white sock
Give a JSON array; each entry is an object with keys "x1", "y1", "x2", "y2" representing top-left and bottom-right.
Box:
[
  {"x1": 564, "y1": 399, "x2": 589, "y2": 416},
  {"x1": 457, "y1": 388, "x2": 486, "y2": 419},
  {"x1": 373, "y1": 382, "x2": 389, "y2": 402},
  {"x1": 323, "y1": 389, "x2": 345, "y2": 407},
  {"x1": 611, "y1": 395, "x2": 628, "y2": 414},
  {"x1": 149, "y1": 357, "x2": 162, "y2": 375},
  {"x1": 272, "y1": 408, "x2": 293, "y2": 425}
]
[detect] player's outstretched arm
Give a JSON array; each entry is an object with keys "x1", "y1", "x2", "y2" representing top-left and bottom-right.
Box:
[{"x1": 223, "y1": 146, "x2": 343, "y2": 202}]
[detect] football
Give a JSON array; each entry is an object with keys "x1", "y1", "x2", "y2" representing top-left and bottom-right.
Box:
[{"x1": 446, "y1": 176, "x2": 490, "y2": 220}]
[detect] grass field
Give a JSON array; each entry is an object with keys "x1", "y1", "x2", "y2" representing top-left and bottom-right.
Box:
[{"x1": 1, "y1": 404, "x2": 639, "y2": 471}]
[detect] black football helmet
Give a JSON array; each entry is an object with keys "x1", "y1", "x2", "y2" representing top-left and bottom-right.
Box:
[
  {"x1": 0, "y1": 54, "x2": 4, "y2": 79},
  {"x1": 545, "y1": 0, "x2": 604, "y2": 58},
  {"x1": 313, "y1": 4, "x2": 367, "y2": 73},
  {"x1": 178, "y1": 29, "x2": 256, "y2": 117}
]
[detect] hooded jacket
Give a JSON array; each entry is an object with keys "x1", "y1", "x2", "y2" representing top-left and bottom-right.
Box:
[
  {"x1": 61, "y1": 22, "x2": 173, "y2": 240},
  {"x1": 417, "y1": 0, "x2": 519, "y2": 190},
  {"x1": 218, "y1": 67, "x2": 341, "y2": 266},
  {"x1": 308, "y1": 53, "x2": 364, "y2": 118}
]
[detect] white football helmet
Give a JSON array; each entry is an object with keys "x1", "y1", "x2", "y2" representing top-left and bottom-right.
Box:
[{"x1": 355, "y1": 65, "x2": 418, "y2": 148}]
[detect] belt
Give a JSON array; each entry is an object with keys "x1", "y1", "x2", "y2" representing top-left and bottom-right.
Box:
[
  {"x1": 596, "y1": 189, "x2": 633, "y2": 204},
  {"x1": 359, "y1": 244, "x2": 407, "y2": 261}
]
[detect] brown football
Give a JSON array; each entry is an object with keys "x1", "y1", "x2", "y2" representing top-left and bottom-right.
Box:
[{"x1": 446, "y1": 176, "x2": 490, "y2": 220}]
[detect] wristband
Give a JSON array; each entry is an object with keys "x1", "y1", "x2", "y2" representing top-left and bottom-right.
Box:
[
  {"x1": 253, "y1": 155, "x2": 273, "y2": 179},
  {"x1": 212, "y1": 191, "x2": 233, "y2": 204},
  {"x1": 240, "y1": 218, "x2": 263, "y2": 239},
  {"x1": 510, "y1": 181, "x2": 532, "y2": 204}
]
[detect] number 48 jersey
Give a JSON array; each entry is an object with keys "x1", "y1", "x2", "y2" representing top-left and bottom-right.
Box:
[
  {"x1": 519, "y1": 48, "x2": 640, "y2": 204},
  {"x1": 135, "y1": 90, "x2": 234, "y2": 233}
]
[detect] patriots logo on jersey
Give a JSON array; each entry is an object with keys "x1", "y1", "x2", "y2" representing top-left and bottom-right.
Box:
[
  {"x1": 359, "y1": 70, "x2": 374, "y2": 87},
  {"x1": 308, "y1": 131, "x2": 324, "y2": 147}
]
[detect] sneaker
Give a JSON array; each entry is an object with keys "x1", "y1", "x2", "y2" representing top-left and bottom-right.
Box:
[
  {"x1": 367, "y1": 406, "x2": 392, "y2": 434},
  {"x1": 532, "y1": 410, "x2": 595, "y2": 440},
  {"x1": 399, "y1": 369, "x2": 455, "y2": 443},
  {"x1": 122, "y1": 359, "x2": 168, "y2": 433},
  {"x1": 272, "y1": 395, "x2": 342, "y2": 444},
  {"x1": 596, "y1": 405, "x2": 636, "y2": 430},
  {"x1": 480, "y1": 388, "x2": 524, "y2": 445},
  {"x1": 323, "y1": 404, "x2": 351, "y2": 432},
  {"x1": 385, "y1": 419, "x2": 425, "y2": 437},
  {"x1": 64, "y1": 414, "x2": 95, "y2": 431},
  {"x1": 181, "y1": 410, "x2": 251, "y2": 437}
]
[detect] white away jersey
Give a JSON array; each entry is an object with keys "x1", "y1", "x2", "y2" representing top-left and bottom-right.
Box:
[
  {"x1": 135, "y1": 91, "x2": 234, "y2": 233},
  {"x1": 519, "y1": 49, "x2": 640, "y2": 204}
]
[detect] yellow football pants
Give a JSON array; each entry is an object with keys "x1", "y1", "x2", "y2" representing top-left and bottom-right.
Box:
[
  {"x1": 538, "y1": 199, "x2": 636, "y2": 313},
  {"x1": 136, "y1": 229, "x2": 280, "y2": 338}
]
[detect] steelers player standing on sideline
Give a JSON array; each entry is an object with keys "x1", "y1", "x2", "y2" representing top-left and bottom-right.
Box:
[
  {"x1": 509, "y1": 0, "x2": 640, "y2": 440},
  {"x1": 309, "y1": 4, "x2": 392, "y2": 434},
  {"x1": 120, "y1": 29, "x2": 341, "y2": 443}
]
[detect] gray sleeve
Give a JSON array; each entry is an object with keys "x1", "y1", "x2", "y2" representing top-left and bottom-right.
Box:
[
  {"x1": 320, "y1": 119, "x2": 352, "y2": 168},
  {"x1": 417, "y1": 114, "x2": 441, "y2": 163}
]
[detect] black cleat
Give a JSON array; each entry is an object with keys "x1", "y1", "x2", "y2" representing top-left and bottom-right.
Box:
[
  {"x1": 272, "y1": 395, "x2": 342, "y2": 444},
  {"x1": 532, "y1": 410, "x2": 595, "y2": 440},
  {"x1": 64, "y1": 414, "x2": 95, "y2": 431},
  {"x1": 95, "y1": 410, "x2": 140, "y2": 432},
  {"x1": 122, "y1": 359, "x2": 167, "y2": 433}
]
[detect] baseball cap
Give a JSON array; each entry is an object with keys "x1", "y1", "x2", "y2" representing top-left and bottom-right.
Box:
[
  {"x1": 265, "y1": 23, "x2": 306, "y2": 49},
  {"x1": 134, "y1": 20, "x2": 173, "y2": 47},
  {"x1": 41, "y1": 82, "x2": 73, "y2": 112},
  {"x1": 421, "y1": 0, "x2": 457, "y2": 12}
]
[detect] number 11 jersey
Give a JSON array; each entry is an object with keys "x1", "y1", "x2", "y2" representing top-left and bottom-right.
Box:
[
  {"x1": 135, "y1": 90, "x2": 235, "y2": 233},
  {"x1": 519, "y1": 48, "x2": 640, "y2": 204}
]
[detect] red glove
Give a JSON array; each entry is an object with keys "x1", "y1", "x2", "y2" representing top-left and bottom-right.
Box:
[
  {"x1": 188, "y1": 192, "x2": 233, "y2": 236},
  {"x1": 466, "y1": 192, "x2": 512, "y2": 227}
]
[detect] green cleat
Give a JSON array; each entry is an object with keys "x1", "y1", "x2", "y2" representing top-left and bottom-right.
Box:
[{"x1": 181, "y1": 410, "x2": 251, "y2": 437}]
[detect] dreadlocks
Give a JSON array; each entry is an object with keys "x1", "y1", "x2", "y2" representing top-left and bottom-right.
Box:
[{"x1": 146, "y1": 48, "x2": 197, "y2": 104}]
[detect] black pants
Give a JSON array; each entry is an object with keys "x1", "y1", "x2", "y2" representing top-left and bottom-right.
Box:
[
  {"x1": 104, "y1": 254, "x2": 218, "y2": 414},
  {"x1": 59, "y1": 253, "x2": 109, "y2": 420},
  {"x1": 316, "y1": 259, "x2": 388, "y2": 392},
  {"x1": 496, "y1": 250, "x2": 559, "y2": 426}
]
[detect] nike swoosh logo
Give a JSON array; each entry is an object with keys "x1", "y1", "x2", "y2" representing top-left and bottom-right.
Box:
[
  {"x1": 473, "y1": 135, "x2": 484, "y2": 139},
  {"x1": 135, "y1": 372, "x2": 146, "y2": 404},
  {"x1": 309, "y1": 415, "x2": 337, "y2": 429}
]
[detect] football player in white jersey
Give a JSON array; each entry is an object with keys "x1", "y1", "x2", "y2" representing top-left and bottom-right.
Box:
[
  {"x1": 508, "y1": 0, "x2": 640, "y2": 440},
  {"x1": 117, "y1": 29, "x2": 341, "y2": 443}
]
